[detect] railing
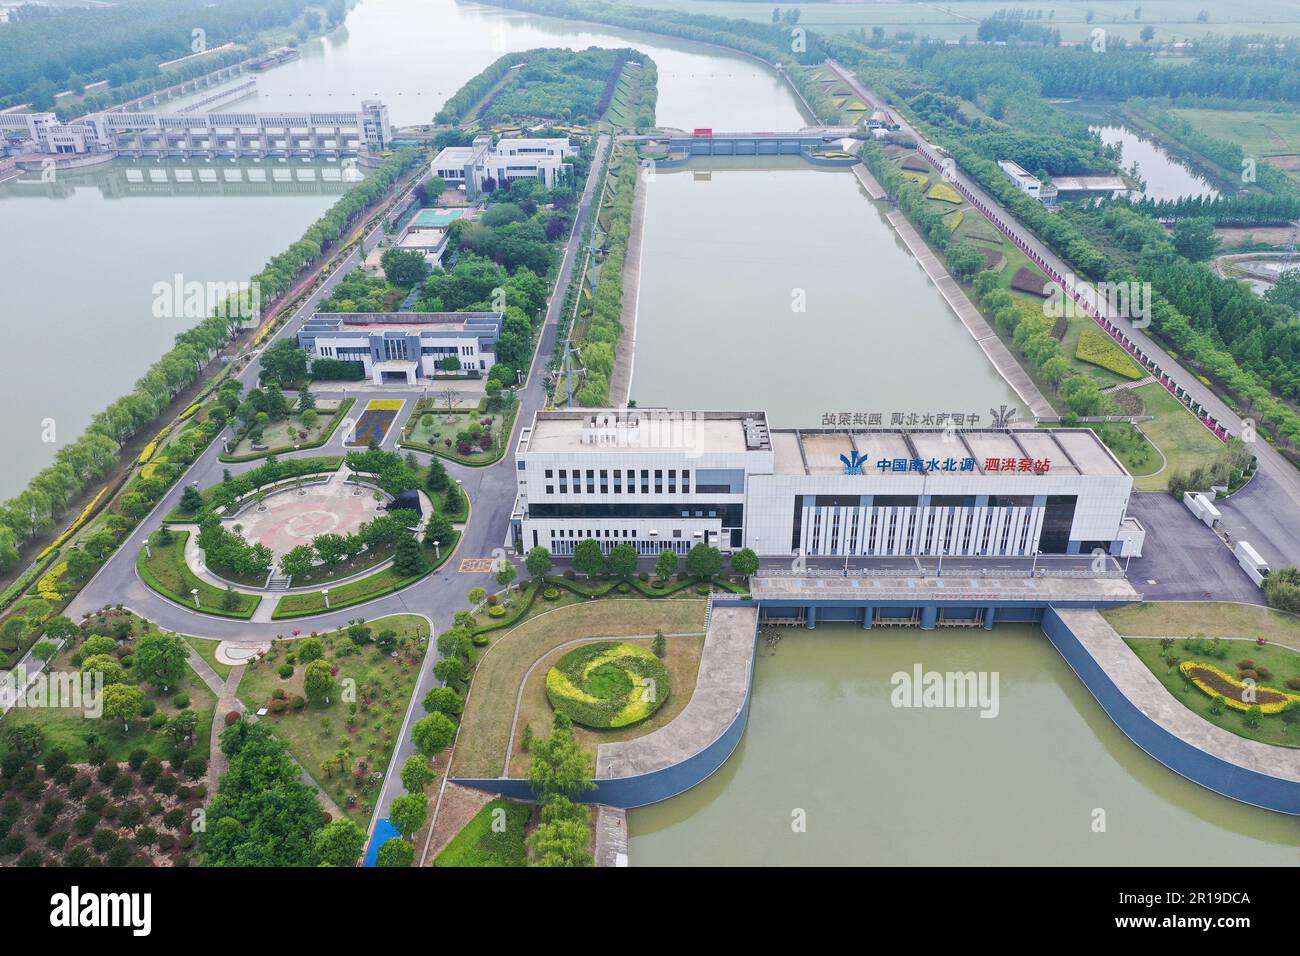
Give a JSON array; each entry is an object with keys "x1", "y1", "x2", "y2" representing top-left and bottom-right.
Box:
[{"x1": 755, "y1": 566, "x2": 1126, "y2": 580}]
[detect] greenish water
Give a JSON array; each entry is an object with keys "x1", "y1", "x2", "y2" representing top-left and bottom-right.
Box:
[
  {"x1": 1092, "y1": 124, "x2": 1219, "y2": 202},
  {"x1": 628, "y1": 159, "x2": 1022, "y2": 426},
  {"x1": 627, "y1": 624, "x2": 1300, "y2": 865},
  {"x1": 0, "y1": 0, "x2": 806, "y2": 499}
]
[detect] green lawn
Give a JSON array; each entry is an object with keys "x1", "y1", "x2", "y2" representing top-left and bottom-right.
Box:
[
  {"x1": 1104, "y1": 601, "x2": 1300, "y2": 650},
  {"x1": 1125, "y1": 637, "x2": 1300, "y2": 748},
  {"x1": 185, "y1": 636, "x2": 232, "y2": 682},
  {"x1": 452, "y1": 598, "x2": 707, "y2": 779},
  {"x1": 270, "y1": 531, "x2": 459, "y2": 619},
  {"x1": 2, "y1": 614, "x2": 217, "y2": 764},
  {"x1": 1171, "y1": 106, "x2": 1300, "y2": 160},
  {"x1": 1129, "y1": 382, "x2": 1228, "y2": 491},
  {"x1": 433, "y1": 798, "x2": 531, "y2": 867},
  {"x1": 222, "y1": 399, "x2": 353, "y2": 461},
  {"x1": 137, "y1": 530, "x2": 261, "y2": 619},
  {"x1": 236, "y1": 615, "x2": 429, "y2": 821}
]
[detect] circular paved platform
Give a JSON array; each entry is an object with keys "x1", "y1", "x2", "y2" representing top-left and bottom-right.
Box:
[{"x1": 225, "y1": 479, "x2": 389, "y2": 557}]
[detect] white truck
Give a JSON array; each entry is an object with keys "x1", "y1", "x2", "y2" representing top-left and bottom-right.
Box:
[{"x1": 1234, "y1": 540, "x2": 1270, "y2": 588}]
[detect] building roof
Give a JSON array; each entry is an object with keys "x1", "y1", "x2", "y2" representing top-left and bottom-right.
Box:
[
  {"x1": 409, "y1": 207, "x2": 474, "y2": 229},
  {"x1": 770, "y1": 427, "x2": 1126, "y2": 478},
  {"x1": 522, "y1": 410, "x2": 771, "y2": 455},
  {"x1": 303, "y1": 312, "x2": 502, "y2": 335}
]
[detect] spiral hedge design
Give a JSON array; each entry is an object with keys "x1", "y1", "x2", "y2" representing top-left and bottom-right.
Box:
[{"x1": 546, "y1": 641, "x2": 671, "y2": 729}]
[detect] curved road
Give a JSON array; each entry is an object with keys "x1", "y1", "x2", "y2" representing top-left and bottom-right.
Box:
[{"x1": 66, "y1": 134, "x2": 611, "y2": 842}]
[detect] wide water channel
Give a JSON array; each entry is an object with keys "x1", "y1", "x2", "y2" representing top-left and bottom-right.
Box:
[
  {"x1": 628, "y1": 625, "x2": 1300, "y2": 865},
  {"x1": 627, "y1": 158, "x2": 1021, "y2": 423}
]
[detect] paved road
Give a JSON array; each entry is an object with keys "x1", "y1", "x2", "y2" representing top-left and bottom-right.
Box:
[
  {"x1": 66, "y1": 134, "x2": 611, "y2": 851},
  {"x1": 824, "y1": 58, "x2": 1300, "y2": 536}
]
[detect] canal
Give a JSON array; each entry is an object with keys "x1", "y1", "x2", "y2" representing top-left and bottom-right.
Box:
[
  {"x1": 628, "y1": 158, "x2": 1022, "y2": 424},
  {"x1": 628, "y1": 624, "x2": 1300, "y2": 865}
]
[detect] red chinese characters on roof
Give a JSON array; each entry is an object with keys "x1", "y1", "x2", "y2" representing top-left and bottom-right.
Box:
[{"x1": 984, "y1": 457, "x2": 1051, "y2": 474}]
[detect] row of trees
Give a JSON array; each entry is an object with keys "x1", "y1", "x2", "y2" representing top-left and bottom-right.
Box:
[{"x1": 0, "y1": 0, "x2": 325, "y2": 110}]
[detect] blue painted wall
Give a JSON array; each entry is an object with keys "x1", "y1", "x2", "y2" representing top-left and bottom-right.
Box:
[{"x1": 1042, "y1": 607, "x2": 1300, "y2": 815}]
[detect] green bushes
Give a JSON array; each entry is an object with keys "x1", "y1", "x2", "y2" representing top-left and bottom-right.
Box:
[{"x1": 545, "y1": 641, "x2": 670, "y2": 728}]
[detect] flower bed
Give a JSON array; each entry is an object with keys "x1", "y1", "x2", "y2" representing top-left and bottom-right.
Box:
[
  {"x1": 926, "y1": 181, "x2": 963, "y2": 204},
  {"x1": 1180, "y1": 660, "x2": 1299, "y2": 714},
  {"x1": 348, "y1": 400, "x2": 403, "y2": 447},
  {"x1": 545, "y1": 641, "x2": 671, "y2": 728},
  {"x1": 1076, "y1": 326, "x2": 1144, "y2": 380}
]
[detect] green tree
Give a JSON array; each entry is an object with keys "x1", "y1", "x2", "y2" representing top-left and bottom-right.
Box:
[
  {"x1": 80, "y1": 654, "x2": 127, "y2": 686},
  {"x1": 280, "y1": 544, "x2": 316, "y2": 580},
  {"x1": 684, "y1": 543, "x2": 723, "y2": 581},
  {"x1": 102, "y1": 684, "x2": 145, "y2": 732},
  {"x1": 389, "y1": 792, "x2": 428, "y2": 838},
  {"x1": 607, "y1": 542, "x2": 639, "y2": 579},
  {"x1": 313, "y1": 817, "x2": 366, "y2": 867},
  {"x1": 495, "y1": 559, "x2": 517, "y2": 591},
  {"x1": 400, "y1": 755, "x2": 436, "y2": 793},
  {"x1": 652, "y1": 630, "x2": 667, "y2": 658},
  {"x1": 380, "y1": 247, "x2": 432, "y2": 287},
  {"x1": 303, "y1": 659, "x2": 337, "y2": 704},
  {"x1": 525, "y1": 546, "x2": 553, "y2": 579},
  {"x1": 433, "y1": 657, "x2": 466, "y2": 685},
  {"x1": 1171, "y1": 217, "x2": 1220, "y2": 262},
  {"x1": 730, "y1": 547, "x2": 760, "y2": 578},
  {"x1": 412, "y1": 712, "x2": 457, "y2": 756},
  {"x1": 133, "y1": 632, "x2": 188, "y2": 692},
  {"x1": 528, "y1": 713, "x2": 595, "y2": 801},
  {"x1": 654, "y1": 548, "x2": 679, "y2": 581},
  {"x1": 297, "y1": 637, "x2": 325, "y2": 663},
  {"x1": 422, "y1": 686, "x2": 464, "y2": 718},
  {"x1": 376, "y1": 837, "x2": 414, "y2": 867},
  {"x1": 259, "y1": 340, "x2": 310, "y2": 387},
  {"x1": 392, "y1": 533, "x2": 428, "y2": 577},
  {"x1": 572, "y1": 538, "x2": 606, "y2": 579},
  {"x1": 527, "y1": 795, "x2": 593, "y2": 867},
  {"x1": 179, "y1": 485, "x2": 204, "y2": 514}
]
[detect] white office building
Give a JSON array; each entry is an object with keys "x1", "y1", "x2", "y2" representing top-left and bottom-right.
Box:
[
  {"x1": 513, "y1": 409, "x2": 1145, "y2": 559},
  {"x1": 432, "y1": 134, "x2": 575, "y2": 197},
  {"x1": 297, "y1": 312, "x2": 503, "y2": 385}
]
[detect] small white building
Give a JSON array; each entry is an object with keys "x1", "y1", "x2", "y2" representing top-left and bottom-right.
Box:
[
  {"x1": 998, "y1": 160, "x2": 1042, "y2": 199},
  {"x1": 432, "y1": 134, "x2": 575, "y2": 197}
]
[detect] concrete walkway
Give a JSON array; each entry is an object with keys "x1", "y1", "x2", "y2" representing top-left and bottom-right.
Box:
[
  {"x1": 596, "y1": 606, "x2": 757, "y2": 779},
  {"x1": 207, "y1": 663, "x2": 246, "y2": 794},
  {"x1": 1056, "y1": 608, "x2": 1300, "y2": 783},
  {"x1": 594, "y1": 805, "x2": 628, "y2": 866}
]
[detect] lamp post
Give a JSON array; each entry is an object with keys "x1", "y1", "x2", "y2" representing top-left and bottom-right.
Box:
[
  {"x1": 142, "y1": 538, "x2": 151, "y2": 560},
  {"x1": 433, "y1": 540, "x2": 441, "y2": 561},
  {"x1": 191, "y1": 588, "x2": 200, "y2": 609},
  {"x1": 1031, "y1": 549, "x2": 1042, "y2": 577},
  {"x1": 936, "y1": 548, "x2": 946, "y2": 578},
  {"x1": 322, "y1": 588, "x2": 330, "y2": 610}
]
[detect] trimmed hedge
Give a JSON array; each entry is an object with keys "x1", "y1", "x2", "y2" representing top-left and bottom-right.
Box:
[
  {"x1": 136, "y1": 530, "x2": 260, "y2": 619},
  {"x1": 545, "y1": 641, "x2": 670, "y2": 728},
  {"x1": 219, "y1": 399, "x2": 355, "y2": 463},
  {"x1": 270, "y1": 530, "x2": 460, "y2": 619}
]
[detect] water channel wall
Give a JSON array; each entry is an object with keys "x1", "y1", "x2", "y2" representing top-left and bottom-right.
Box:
[{"x1": 1042, "y1": 606, "x2": 1300, "y2": 815}]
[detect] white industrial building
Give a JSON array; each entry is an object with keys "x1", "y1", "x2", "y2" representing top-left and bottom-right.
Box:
[
  {"x1": 432, "y1": 134, "x2": 575, "y2": 197},
  {"x1": 512, "y1": 409, "x2": 1145, "y2": 559}
]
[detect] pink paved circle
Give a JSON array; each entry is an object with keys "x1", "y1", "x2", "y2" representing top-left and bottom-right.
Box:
[{"x1": 225, "y1": 484, "x2": 389, "y2": 557}]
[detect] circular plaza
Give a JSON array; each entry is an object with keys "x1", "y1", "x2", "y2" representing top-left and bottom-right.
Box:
[{"x1": 223, "y1": 475, "x2": 389, "y2": 557}]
